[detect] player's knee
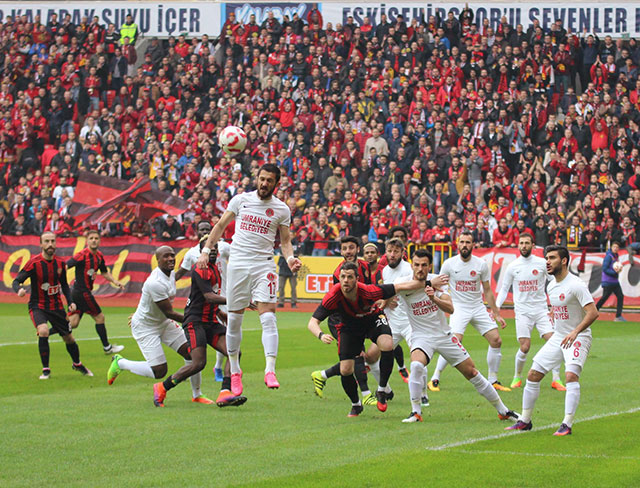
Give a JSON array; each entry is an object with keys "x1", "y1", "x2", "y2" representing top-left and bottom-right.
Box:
[
  {"x1": 37, "y1": 326, "x2": 49, "y2": 338},
  {"x1": 491, "y1": 336, "x2": 502, "y2": 348},
  {"x1": 94, "y1": 312, "x2": 105, "y2": 323},
  {"x1": 340, "y1": 364, "x2": 354, "y2": 376},
  {"x1": 520, "y1": 344, "x2": 530, "y2": 354},
  {"x1": 464, "y1": 366, "x2": 479, "y2": 381},
  {"x1": 527, "y1": 369, "x2": 544, "y2": 382},
  {"x1": 565, "y1": 372, "x2": 580, "y2": 383},
  {"x1": 62, "y1": 334, "x2": 75, "y2": 344},
  {"x1": 191, "y1": 359, "x2": 206, "y2": 372},
  {"x1": 152, "y1": 364, "x2": 167, "y2": 378},
  {"x1": 377, "y1": 335, "x2": 393, "y2": 351}
]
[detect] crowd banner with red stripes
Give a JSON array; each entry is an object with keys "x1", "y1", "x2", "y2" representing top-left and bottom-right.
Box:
[
  {"x1": 0, "y1": 237, "x2": 637, "y2": 307},
  {"x1": 69, "y1": 171, "x2": 187, "y2": 225}
]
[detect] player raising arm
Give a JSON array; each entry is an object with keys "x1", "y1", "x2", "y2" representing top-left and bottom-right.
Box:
[
  {"x1": 196, "y1": 164, "x2": 302, "y2": 396},
  {"x1": 395, "y1": 249, "x2": 518, "y2": 423},
  {"x1": 506, "y1": 245, "x2": 599, "y2": 436},
  {"x1": 307, "y1": 262, "x2": 430, "y2": 417}
]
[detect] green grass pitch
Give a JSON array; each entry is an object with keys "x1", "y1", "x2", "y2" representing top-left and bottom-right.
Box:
[{"x1": 0, "y1": 303, "x2": 639, "y2": 487}]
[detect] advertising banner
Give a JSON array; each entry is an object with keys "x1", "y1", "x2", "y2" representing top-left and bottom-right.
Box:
[
  {"x1": 322, "y1": 2, "x2": 640, "y2": 36},
  {"x1": 0, "y1": 237, "x2": 637, "y2": 308},
  {"x1": 221, "y1": 2, "x2": 318, "y2": 28},
  {"x1": 0, "y1": 2, "x2": 220, "y2": 37}
]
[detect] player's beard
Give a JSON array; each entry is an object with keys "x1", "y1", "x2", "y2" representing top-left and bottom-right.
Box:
[
  {"x1": 520, "y1": 248, "x2": 531, "y2": 258},
  {"x1": 388, "y1": 257, "x2": 400, "y2": 268},
  {"x1": 459, "y1": 247, "x2": 471, "y2": 259},
  {"x1": 43, "y1": 246, "x2": 55, "y2": 259},
  {"x1": 258, "y1": 184, "x2": 275, "y2": 199}
]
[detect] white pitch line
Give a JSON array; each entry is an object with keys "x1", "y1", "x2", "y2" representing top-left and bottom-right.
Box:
[
  {"x1": 426, "y1": 406, "x2": 640, "y2": 451},
  {"x1": 0, "y1": 327, "x2": 265, "y2": 347},
  {"x1": 453, "y1": 449, "x2": 640, "y2": 461}
]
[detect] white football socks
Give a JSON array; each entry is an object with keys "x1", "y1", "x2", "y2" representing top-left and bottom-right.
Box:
[
  {"x1": 409, "y1": 361, "x2": 425, "y2": 415},
  {"x1": 521, "y1": 380, "x2": 541, "y2": 423},
  {"x1": 431, "y1": 355, "x2": 448, "y2": 381},
  {"x1": 260, "y1": 312, "x2": 278, "y2": 373},
  {"x1": 563, "y1": 382, "x2": 580, "y2": 427},
  {"x1": 470, "y1": 372, "x2": 508, "y2": 415},
  {"x1": 515, "y1": 349, "x2": 527, "y2": 377},
  {"x1": 368, "y1": 360, "x2": 381, "y2": 384},
  {"x1": 226, "y1": 311, "x2": 244, "y2": 374},
  {"x1": 487, "y1": 346, "x2": 502, "y2": 383},
  {"x1": 117, "y1": 357, "x2": 154, "y2": 378},
  {"x1": 214, "y1": 351, "x2": 224, "y2": 370},
  {"x1": 184, "y1": 359, "x2": 202, "y2": 398}
]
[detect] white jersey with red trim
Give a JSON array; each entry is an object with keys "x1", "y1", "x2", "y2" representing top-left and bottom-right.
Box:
[
  {"x1": 497, "y1": 255, "x2": 549, "y2": 313},
  {"x1": 395, "y1": 273, "x2": 450, "y2": 337},
  {"x1": 440, "y1": 254, "x2": 489, "y2": 310},
  {"x1": 547, "y1": 273, "x2": 594, "y2": 337},
  {"x1": 226, "y1": 191, "x2": 291, "y2": 259}
]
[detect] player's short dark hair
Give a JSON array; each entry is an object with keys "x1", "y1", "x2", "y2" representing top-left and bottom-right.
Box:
[
  {"x1": 340, "y1": 236, "x2": 361, "y2": 248},
  {"x1": 340, "y1": 261, "x2": 359, "y2": 275},
  {"x1": 389, "y1": 225, "x2": 408, "y2": 239},
  {"x1": 86, "y1": 229, "x2": 100, "y2": 238},
  {"x1": 385, "y1": 237, "x2": 404, "y2": 250},
  {"x1": 413, "y1": 248, "x2": 433, "y2": 264},
  {"x1": 545, "y1": 245, "x2": 570, "y2": 263},
  {"x1": 197, "y1": 220, "x2": 212, "y2": 230},
  {"x1": 611, "y1": 240, "x2": 622, "y2": 247},
  {"x1": 40, "y1": 231, "x2": 55, "y2": 242},
  {"x1": 459, "y1": 230, "x2": 474, "y2": 241},
  {"x1": 259, "y1": 163, "x2": 281, "y2": 183},
  {"x1": 519, "y1": 232, "x2": 534, "y2": 243}
]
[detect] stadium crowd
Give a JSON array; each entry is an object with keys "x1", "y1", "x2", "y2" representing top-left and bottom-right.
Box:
[{"x1": 0, "y1": 7, "x2": 639, "y2": 260}]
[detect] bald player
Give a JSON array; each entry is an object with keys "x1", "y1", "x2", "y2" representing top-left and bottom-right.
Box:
[{"x1": 107, "y1": 246, "x2": 213, "y2": 405}]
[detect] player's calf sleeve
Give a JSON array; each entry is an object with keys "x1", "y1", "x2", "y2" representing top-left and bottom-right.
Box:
[
  {"x1": 394, "y1": 345, "x2": 405, "y2": 369},
  {"x1": 551, "y1": 367, "x2": 561, "y2": 381},
  {"x1": 521, "y1": 380, "x2": 541, "y2": 423},
  {"x1": 409, "y1": 361, "x2": 424, "y2": 414},
  {"x1": 354, "y1": 356, "x2": 370, "y2": 392},
  {"x1": 38, "y1": 336, "x2": 50, "y2": 369},
  {"x1": 340, "y1": 373, "x2": 360, "y2": 404},
  {"x1": 378, "y1": 350, "x2": 394, "y2": 388},
  {"x1": 260, "y1": 312, "x2": 278, "y2": 357},
  {"x1": 118, "y1": 358, "x2": 154, "y2": 378},
  {"x1": 487, "y1": 346, "x2": 502, "y2": 383},
  {"x1": 563, "y1": 382, "x2": 580, "y2": 427},
  {"x1": 66, "y1": 342, "x2": 81, "y2": 364},
  {"x1": 368, "y1": 360, "x2": 381, "y2": 384},
  {"x1": 95, "y1": 323, "x2": 110, "y2": 348},
  {"x1": 214, "y1": 351, "x2": 224, "y2": 370},
  {"x1": 226, "y1": 312, "x2": 243, "y2": 374},
  {"x1": 515, "y1": 350, "x2": 528, "y2": 377},
  {"x1": 324, "y1": 362, "x2": 341, "y2": 379},
  {"x1": 469, "y1": 372, "x2": 508, "y2": 415},
  {"x1": 431, "y1": 355, "x2": 448, "y2": 381}
]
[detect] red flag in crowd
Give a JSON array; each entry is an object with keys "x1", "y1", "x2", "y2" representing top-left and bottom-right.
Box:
[{"x1": 69, "y1": 171, "x2": 187, "y2": 224}]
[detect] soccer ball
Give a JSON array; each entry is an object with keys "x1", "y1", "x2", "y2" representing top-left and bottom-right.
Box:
[
  {"x1": 613, "y1": 261, "x2": 623, "y2": 273},
  {"x1": 219, "y1": 126, "x2": 247, "y2": 155}
]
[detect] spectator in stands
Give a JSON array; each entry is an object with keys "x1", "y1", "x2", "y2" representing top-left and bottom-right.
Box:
[
  {"x1": 596, "y1": 241, "x2": 626, "y2": 322},
  {"x1": 155, "y1": 215, "x2": 182, "y2": 241}
]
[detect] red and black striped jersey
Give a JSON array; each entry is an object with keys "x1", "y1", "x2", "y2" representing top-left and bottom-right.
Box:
[
  {"x1": 313, "y1": 282, "x2": 396, "y2": 328},
  {"x1": 184, "y1": 263, "x2": 223, "y2": 325},
  {"x1": 369, "y1": 263, "x2": 384, "y2": 284},
  {"x1": 67, "y1": 248, "x2": 108, "y2": 291},
  {"x1": 12, "y1": 254, "x2": 71, "y2": 310},
  {"x1": 332, "y1": 259, "x2": 370, "y2": 284}
]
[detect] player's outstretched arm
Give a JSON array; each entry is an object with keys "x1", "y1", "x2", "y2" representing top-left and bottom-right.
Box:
[
  {"x1": 307, "y1": 316, "x2": 334, "y2": 344},
  {"x1": 393, "y1": 279, "x2": 427, "y2": 293},
  {"x1": 495, "y1": 266, "x2": 513, "y2": 309},
  {"x1": 482, "y1": 280, "x2": 506, "y2": 328},
  {"x1": 103, "y1": 271, "x2": 124, "y2": 289},
  {"x1": 155, "y1": 298, "x2": 184, "y2": 323},
  {"x1": 12, "y1": 266, "x2": 30, "y2": 297},
  {"x1": 196, "y1": 210, "x2": 235, "y2": 269},
  {"x1": 561, "y1": 302, "x2": 599, "y2": 348},
  {"x1": 279, "y1": 225, "x2": 302, "y2": 272}
]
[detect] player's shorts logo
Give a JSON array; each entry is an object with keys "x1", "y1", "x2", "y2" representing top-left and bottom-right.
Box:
[
  {"x1": 470, "y1": 270, "x2": 476, "y2": 277},
  {"x1": 559, "y1": 293, "x2": 565, "y2": 301},
  {"x1": 532, "y1": 269, "x2": 539, "y2": 275},
  {"x1": 265, "y1": 208, "x2": 274, "y2": 217},
  {"x1": 574, "y1": 341, "x2": 581, "y2": 348},
  {"x1": 266, "y1": 272, "x2": 276, "y2": 281}
]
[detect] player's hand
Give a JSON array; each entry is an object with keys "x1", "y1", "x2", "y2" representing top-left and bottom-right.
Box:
[
  {"x1": 561, "y1": 329, "x2": 579, "y2": 349},
  {"x1": 425, "y1": 286, "x2": 435, "y2": 298},
  {"x1": 431, "y1": 274, "x2": 449, "y2": 289},
  {"x1": 196, "y1": 252, "x2": 209, "y2": 269},
  {"x1": 288, "y1": 257, "x2": 302, "y2": 273},
  {"x1": 128, "y1": 314, "x2": 133, "y2": 327},
  {"x1": 17, "y1": 288, "x2": 26, "y2": 297},
  {"x1": 387, "y1": 297, "x2": 399, "y2": 309},
  {"x1": 115, "y1": 281, "x2": 124, "y2": 289},
  {"x1": 68, "y1": 303, "x2": 77, "y2": 313},
  {"x1": 495, "y1": 314, "x2": 507, "y2": 329},
  {"x1": 374, "y1": 299, "x2": 386, "y2": 309},
  {"x1": 321, "y1": 334, "x2": 334, "y2": 344}
]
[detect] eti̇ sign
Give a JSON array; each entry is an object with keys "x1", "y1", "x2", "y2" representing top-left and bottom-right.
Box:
[{"x1": 305, "y1": 274, "x2": 333, "y2": 294}]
